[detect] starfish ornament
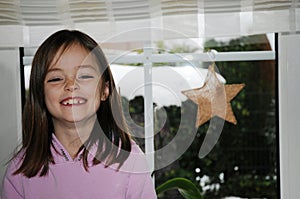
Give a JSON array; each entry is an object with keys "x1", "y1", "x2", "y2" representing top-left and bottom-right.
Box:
[{"x1": 182, "y1": 65, "x2": 245, "y2": 127}]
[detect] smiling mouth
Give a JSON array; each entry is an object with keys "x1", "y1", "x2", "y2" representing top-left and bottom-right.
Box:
[{"x1": 60, "y1": 97, "x2": 87, "y2": 106}]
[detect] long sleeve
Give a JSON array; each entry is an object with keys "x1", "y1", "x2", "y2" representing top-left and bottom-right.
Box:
[{"x1": 1, "y1": 159, "x2": 24, "y2": 199}]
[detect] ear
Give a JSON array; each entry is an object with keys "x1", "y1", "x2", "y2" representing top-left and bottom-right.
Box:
[{"x1": 101, "y1": 81, "x2": 109, "y2": 101}]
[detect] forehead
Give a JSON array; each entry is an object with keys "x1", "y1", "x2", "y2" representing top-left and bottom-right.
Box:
[{"x1": 48, "y1": 43, "x2": 99, "y2": 70}]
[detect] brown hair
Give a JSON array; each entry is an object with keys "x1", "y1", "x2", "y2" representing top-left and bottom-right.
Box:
[{"x1": 14, "y1": 29, "x2": 131, "y2": 177}]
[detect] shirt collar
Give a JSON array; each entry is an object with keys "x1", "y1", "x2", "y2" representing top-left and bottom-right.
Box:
[{"x1": 51, "y1": 133, "x2": 94, "y2": 163}]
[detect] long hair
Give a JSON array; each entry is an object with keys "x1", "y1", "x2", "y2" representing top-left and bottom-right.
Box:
[{"x1": 14, "y1": 30, "x2": 131, "y2": 177}]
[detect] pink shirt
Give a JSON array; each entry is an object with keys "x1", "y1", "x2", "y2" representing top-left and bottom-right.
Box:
[{"x1": 1, "y1": 135, "x2": 157, "y2": 199}]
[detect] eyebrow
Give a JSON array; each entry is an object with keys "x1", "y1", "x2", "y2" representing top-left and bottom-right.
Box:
[
  {"x1": 78, "y1": 64, "x2": 98, "y2": 72},
  {"x1": 46, "y1": 68, "x2": 63, "y2": 73}
]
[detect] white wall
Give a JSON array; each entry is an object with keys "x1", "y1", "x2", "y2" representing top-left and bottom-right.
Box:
[
  {"x1": 0, "y1": 48, "x2": 22, "y2": 191},
  {"x1": 279, "y1": 33, "x2": 300, "y2": 198},
  {"x1": 0, "y1": 25, "x2": 24, "y2": 192}
]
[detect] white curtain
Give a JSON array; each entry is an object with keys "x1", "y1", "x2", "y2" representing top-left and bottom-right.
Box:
[
  {"x1": 1, "y1": 0, "x2": 299, "y2": 44},
  {"x1": 74, "y1": 0, "x2": 300, "y2": 42},
  {"x1": 198, "y1": 0, "x2": 299, "y2": 37}
]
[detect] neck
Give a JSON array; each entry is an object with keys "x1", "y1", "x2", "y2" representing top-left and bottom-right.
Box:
[{"x1": 52, "y1": 116, "x2": 96, "y2": 159}]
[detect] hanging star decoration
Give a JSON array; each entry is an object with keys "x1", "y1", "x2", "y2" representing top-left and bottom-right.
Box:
[{"x1": 182, "y1": 64, "x2": 245, "y2": 127}]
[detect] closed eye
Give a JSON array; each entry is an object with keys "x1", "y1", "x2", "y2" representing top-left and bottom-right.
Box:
[
  {"x1": 47, "y1": 78, "x2": 63, "y2": 82},
  {"x1": 79, "y1": 75, "x2": 94, "y2": 79}
]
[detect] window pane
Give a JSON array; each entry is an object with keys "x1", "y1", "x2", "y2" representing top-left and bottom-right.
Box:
[{"x1": 151, "y1": 34, "x2": 278, "y2": 199}]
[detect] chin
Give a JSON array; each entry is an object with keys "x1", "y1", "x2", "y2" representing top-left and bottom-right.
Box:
[{"x1": 66, "y1": 114, "x2": 97, "y2": 124}]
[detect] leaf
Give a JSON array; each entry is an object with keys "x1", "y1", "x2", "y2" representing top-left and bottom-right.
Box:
[{"x1": 156, "y1": 177, "x2": 203, "y2": 199}]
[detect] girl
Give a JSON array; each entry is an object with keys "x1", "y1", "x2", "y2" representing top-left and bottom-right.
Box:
[{"x1": 1, "y1": 30, "x2": 157, "y2": 199}]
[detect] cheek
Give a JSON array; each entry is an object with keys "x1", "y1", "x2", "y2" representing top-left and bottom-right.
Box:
[
  {"x1": 44, "y1": 86, "x2": 59, "y2": 106},
  {"x1": 93, "y1": 91, "x2": 101, "y2": 106},
  {"x1": 89, "y1": 84, "x2": 101, "y2": 108}
]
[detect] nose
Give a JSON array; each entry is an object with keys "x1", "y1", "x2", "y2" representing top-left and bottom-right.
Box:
[{"x1": 64, "y1": 78, "x2": 79, "y2": 92}]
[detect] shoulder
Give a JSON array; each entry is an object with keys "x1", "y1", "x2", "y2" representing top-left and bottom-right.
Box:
[
  {"x1": 130, "y1": 140, "x2": 144, "y2": 154},
  {"x1": 3, "y1": 150, "x2": 25, "y2": 181},
  {"x1": 6, "y1": 150, "x2": 24, "y2": 172},
  {"x1": 1, "y1": 152, "x2": 25, "y2": 198},
  {"x1": 116, "y1": 140, "x2": 151, "y2": 174}
]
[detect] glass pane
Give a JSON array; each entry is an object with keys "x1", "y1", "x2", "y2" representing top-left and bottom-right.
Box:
[{"x1": 152, "y1": 34, "x2": 278, "y2": 199}]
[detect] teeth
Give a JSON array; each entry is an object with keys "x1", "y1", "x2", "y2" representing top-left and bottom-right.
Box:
[{"x1": 62, "y1": 98, "x2": 85, "y2": 105}]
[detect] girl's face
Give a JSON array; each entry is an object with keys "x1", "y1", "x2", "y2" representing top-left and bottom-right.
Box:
[{"x1": 44, "y1": 44, "x2": 107, "y2": 126}]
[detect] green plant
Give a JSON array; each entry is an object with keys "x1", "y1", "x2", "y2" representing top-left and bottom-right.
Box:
[{"x1": 156, "y1": 177, "x2": 203, "y2": 199}]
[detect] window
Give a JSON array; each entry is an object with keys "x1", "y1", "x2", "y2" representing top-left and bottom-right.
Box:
[{"x1": 22, "y1": 33, "x2": 278, "y2": 199}]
